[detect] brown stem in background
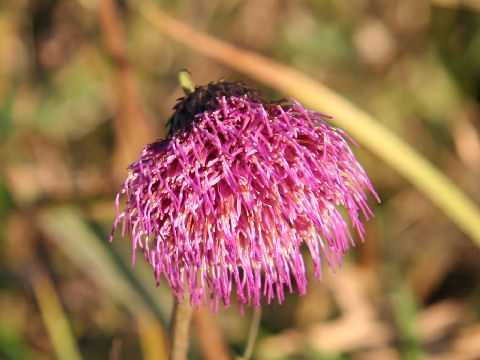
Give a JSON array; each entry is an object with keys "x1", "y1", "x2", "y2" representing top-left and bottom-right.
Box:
[
  {"x1": 193, "y1": 308, "x2": 230, "y2": 360},
  {"x1": 169, "y1": 300, "x2": 193, "y2": 360},
  {"x1": 98, "y1": 0, "x2": 155, "y2": 181}
]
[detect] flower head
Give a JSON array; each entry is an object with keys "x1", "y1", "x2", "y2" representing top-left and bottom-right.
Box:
[{"x1": 111, "y1": 81, "x2": 379, "y2": 311}]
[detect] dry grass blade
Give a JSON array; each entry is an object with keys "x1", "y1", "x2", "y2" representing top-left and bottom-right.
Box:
[
  {"x1": 430, "y1": 0, "x2": 480, "y2": 11},
  {"x1": 31, "y1": 266, "x2": 83, "y2": 360},
  {"x1": 98, "y1": 0, "x2": 156, "y2": 179},
  {"x1": 137, "y1": 313, "x2": 169, "y2": 360},
  {"x1": 137, "y1": 1, "x2": 480, "y2": 246}
]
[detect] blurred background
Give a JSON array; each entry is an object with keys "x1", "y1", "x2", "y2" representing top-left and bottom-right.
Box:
[{"x1": 1, "y1": 0, "x2": 480, "y2": 359}]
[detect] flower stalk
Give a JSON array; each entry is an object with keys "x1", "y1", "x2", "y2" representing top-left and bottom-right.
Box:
[
  {"x1": 169, "y1": 299, "x2": 193, "y2": 360},
  {"x1": 168, "y1": 70, "x2": 195, "y2": 360}
]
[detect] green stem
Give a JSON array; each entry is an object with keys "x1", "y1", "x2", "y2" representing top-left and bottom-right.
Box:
[
  {"x1": 169, "y1": 300, "x2": 193, "y2": 360},
  {"x1": 242, "y1": 308, "x2": 262, "y2": 360}
]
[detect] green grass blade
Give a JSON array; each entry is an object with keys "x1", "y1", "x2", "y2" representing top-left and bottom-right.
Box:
[
  {"x1": 138, "y1": 2, "x2": 480, "y2": 245},
  {"x1": 37, "y1": 206, "x2": 171, "y2": 326}
]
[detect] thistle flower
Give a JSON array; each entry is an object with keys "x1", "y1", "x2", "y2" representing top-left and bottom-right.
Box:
[{"x1": 111, "y1": 81, "x2": 379, "y2": 311}]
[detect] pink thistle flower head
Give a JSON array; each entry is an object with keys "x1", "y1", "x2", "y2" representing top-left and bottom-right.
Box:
[{"x1": 111, "y1": 81, "x2": 379, "y2": 312}]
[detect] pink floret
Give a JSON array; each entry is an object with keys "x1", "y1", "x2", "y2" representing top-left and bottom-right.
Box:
[{"x1": 111, "y1": 95, "x2": 379, "y2": 312}]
